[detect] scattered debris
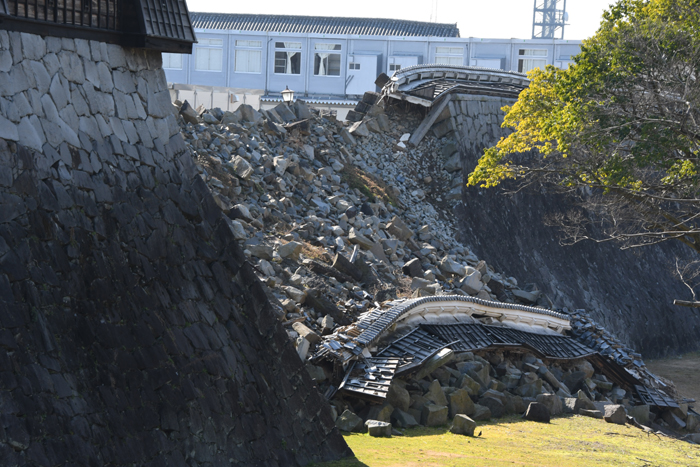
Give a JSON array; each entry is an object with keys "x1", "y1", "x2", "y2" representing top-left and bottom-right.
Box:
[{"x1": 175, "y1": 95, "x2": 699, "y2": 443}]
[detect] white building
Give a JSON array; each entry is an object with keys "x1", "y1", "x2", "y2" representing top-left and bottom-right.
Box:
[{"x1": 164, "y1": 13, "x2": 581, "y2": 115}]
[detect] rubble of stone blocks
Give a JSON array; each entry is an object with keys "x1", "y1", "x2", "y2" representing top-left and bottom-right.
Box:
[
  {"x1": 174, "y1": 97, "x2": 699, "y2": 441},
  {"x1": 324, "y1": 348, "x2": 700, "y2": 438},
  {"x1": 175, "y1": 97, "x2": 564, "y2": 343}
]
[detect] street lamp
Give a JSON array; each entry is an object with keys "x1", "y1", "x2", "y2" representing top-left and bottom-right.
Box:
[{"x1": 281, "y1": 86, "x2": 295, "y2": 106}]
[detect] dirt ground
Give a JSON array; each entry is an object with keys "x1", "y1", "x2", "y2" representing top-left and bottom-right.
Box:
[{"x1": 646, "y1": 352, "x2": 700, "y2": 405}]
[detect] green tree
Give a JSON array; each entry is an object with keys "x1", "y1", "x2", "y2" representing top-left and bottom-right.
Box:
[{"x1": 468, "y1": 0, "x2": 700, "y2": 262}]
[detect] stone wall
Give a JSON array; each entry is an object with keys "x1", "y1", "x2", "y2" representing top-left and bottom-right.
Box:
[
  {"x1": 441, "y1": 95, "x2": 700, "y2": 358},
  {"x1": 0, "y1": 31, "x2": 349, "y2": 465}
]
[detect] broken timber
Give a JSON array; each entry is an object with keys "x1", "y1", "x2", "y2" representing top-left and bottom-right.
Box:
[
  {"x1": 408, "y1": 94, "x2": 453, "y2": 146},
  {"x1": 338, "y1": 357, "x2": 400, "y2": 402},
  {"x1": 382, "y1": 65, "x2": 530, "y2": 145}
]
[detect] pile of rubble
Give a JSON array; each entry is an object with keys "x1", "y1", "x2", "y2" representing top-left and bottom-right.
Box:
[
  {"x1": 331, "y1": 348, "x2": 670, "y2": 435},
  {"x1": 172, "y1": 96, "x2": 700, "y2": 442}
]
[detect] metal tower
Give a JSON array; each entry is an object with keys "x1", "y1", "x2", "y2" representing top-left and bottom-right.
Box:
[{"x1": 532, "y1": 0, "x2": 568, "y2": 40}]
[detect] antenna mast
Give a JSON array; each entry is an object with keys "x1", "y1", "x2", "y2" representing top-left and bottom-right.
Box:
[{"x1": 532, "y1": 0, "x2": 568, "y2": 39}]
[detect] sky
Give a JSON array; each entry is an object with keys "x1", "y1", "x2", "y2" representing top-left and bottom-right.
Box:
[{"x1": 186, "y1": 0, "x2": 617, "y2": 41}]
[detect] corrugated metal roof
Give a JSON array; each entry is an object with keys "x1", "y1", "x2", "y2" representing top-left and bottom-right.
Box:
[{"x1": 190, "y1": 12, "x2": 460, "y2": 37}]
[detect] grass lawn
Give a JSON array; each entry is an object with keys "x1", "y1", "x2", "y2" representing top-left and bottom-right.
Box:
[
  {"x1": 314, "y1": 415, "x2": 700, "y2": 467},
  {"x1": 646, "y1": 351, "x2": 700, "y2": 404}
]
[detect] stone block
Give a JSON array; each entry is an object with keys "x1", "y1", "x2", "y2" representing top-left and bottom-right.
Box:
[
  {"x1": 391, "y1": 408, "x2": 419, "y2": 429},
  {"x1": 626, "y1": 404, "x2": 650, "y2": 426},
  {"x1": 336, "y1": 410, "x2": 365, "y2": 432},
  {"x1": 347, "y1": 227, "x2": 375, "y2": 250},
  {"x1": 0, "y1": 115, "x2": 18, "y2": 141},
  {"x1": 421, "y1": 404, "x2": 448, "y2": 427},
  {"x1": 459, "y1": 374, "x2": 482, "y2": 396},
  {"x1": 291, "y1": 322, "x2": 321, "y2": 344},
  {"x1": 448, "y1": 388, "x2": 475, "y2": 418},
  {"x1": 516, "y1": 379, "x2": 542, "y2": 398},
  {"x1": 603, "y1": 404, "x2": 627, "y2": 425},
  {"x1": 366, "y1": 403, "x2": 394, "y2": 423},
  {"x1": 472, "y1": 404, "x2": 491, "y2": 421},
  {"x1": 365, "y1": 420, "x2": 392, "y2": 437},
  {"x1": 349, "y1": 120, "x2": 369, "y2": 137},
  {"x1": 416, "y1": 348, "x2": 454, "y2": 380},
  {"x1": 661, "y1": 410, "x2": 686, "y2": 430},
  {"x1": 479, "y1": 397, "x2": 504, "y2": 418},
  {"x1": 579, "y1": 409, "x2": 604, "y2": 419},
  {"x1": 278, "y1": 241, "x2": 302, "y2": 260},
  {"x1": 524, "y1": 402, "x2": 550, "y2": 423},
  {"x1": 450, "y1": 414, "x2": 477, "y2": 436},
  {"x1": 459, "y1": 271, "x2": 483, "y2": 295},
  {"x1": 402, "y1": 258, "x2": 423, "y2": 278},
  {"x1": 387, "y1": 383, "x2": 410, "y2": 412},
  {"x1": 424, "y1": 379, "x2": 448, "y2": 406},
  {"x1": 536, "y1": 393, "x2": 563, "y2": 416}
]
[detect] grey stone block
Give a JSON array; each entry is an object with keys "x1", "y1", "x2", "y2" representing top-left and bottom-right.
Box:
[
  {"x1": 421, "y1": 404, "x2": 448, "y2": 427},
  {"x1": 365, "y1": 420, "x2": 392, "y2": 437},
  {"x1": 450, "y1": 414, "x2": 477, "y2": 436},
  {"x1": 604, "y1": 405, "x2": 627, "y2": 425}
]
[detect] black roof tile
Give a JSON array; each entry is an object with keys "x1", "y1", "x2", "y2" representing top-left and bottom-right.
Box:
[{"x1": 190, "y1": 13, "x2": 460, "y2": 37}]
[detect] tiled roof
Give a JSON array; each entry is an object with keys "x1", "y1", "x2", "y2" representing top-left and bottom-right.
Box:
[{"x1": 190, "y1": 13, "x2": 460, "y2": 37}]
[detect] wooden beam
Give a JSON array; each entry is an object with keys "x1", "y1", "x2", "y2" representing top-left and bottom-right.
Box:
[
  {"x1": 408, "y1": 94, "x2": 453, "y2": 147},
  {"x1": 673, "y1": 299, "x2": 700, "y2": 308}
]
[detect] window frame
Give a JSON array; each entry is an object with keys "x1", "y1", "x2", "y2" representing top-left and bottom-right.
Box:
[
  {"x1": 313, "y1": 43, "x2": 342, "y2": 77},
  {"x1": 517, "y1": 49, "x2": 548, "y2": 73},
  {"x1": 162, "y1": 53, "x2": 183, "y2": 70},
  {"x1": 194, "y1": 37, "x2": 224, "y2": 72},
  {"x1": 434, "y1": 46, "x2": 464, "y2": 66},
  {"x1": 274, "y1": 42, "x2": 303, "y2": 75},
  {"x1": 234, "y1": 39, "x2": 262, "y2": 74}
]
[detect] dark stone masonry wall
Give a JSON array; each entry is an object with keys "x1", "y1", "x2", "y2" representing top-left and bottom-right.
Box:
[
  {"x1": 0, "y1": 31, "x2": 350, "y2": 465},
  {"x1": 451, "y1": 98, "x2": 700, "y2": 358}
]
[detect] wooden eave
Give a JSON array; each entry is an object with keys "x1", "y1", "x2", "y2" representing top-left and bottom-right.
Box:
[{"x1": 0, "y1": 0, "x2": 195, "y2": 54}]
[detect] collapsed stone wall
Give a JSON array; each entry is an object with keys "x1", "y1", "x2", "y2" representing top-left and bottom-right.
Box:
[
  {"x1": 436, "y1": 95, "x2": 700, "y2": 357},
  {"x1": 0, "y1": 31, "x2": 349, "y2": 465}
]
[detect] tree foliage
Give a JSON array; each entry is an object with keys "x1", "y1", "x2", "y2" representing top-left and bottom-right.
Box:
[{"x1": 468, "y1": 0, "x2": 700, "y2": 255}]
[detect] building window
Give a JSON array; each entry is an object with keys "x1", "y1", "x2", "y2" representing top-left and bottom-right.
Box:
[
  {"x1": 518, "y1": 49, "x2": 547, "y2": 73},
  {"x1": 235, "y1": 40, "x2": 262, "y2": 73},
  {"x1": 349, "y1": 63, "x2": 361, "y2": 70},
  {"x1": 314, "y1": 43, "x2": 341, "y2": 76},
  {"x1": 275, "y1": 42, "x2": 302, "y2": 74},
  {"x1": 389, "y1": 64, "x2": 401, "y2": 72},
  {"x1": 195, "y1": 38, "x2": 224, "y2": 72},
  {"x1": 435, "y1": 46, "x2": 463, "y2": 66},
  {"x1": 162, "y1": 53, "x2": 183, "y2": 69}
]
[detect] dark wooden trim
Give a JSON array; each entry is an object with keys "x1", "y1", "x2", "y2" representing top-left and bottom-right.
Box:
[
  {"x1": 0, "y1": 14, "x2": 123, "y2": 43},
  {"x1": 144, "y1": 35, "x2": 192, "y2": 54},
  {"x1": 673, "y1": 299, "x2": 700, "y2": 308},
  {"x1": 0, "y1": 0, "x2": 195, "y2": 53}
]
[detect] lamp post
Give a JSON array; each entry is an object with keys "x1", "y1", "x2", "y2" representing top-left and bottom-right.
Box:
[{"x1": 281, "y1": 86, "x2": 295, "y2": 106}]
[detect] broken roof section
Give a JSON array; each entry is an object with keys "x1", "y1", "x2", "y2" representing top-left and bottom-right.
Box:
[
  {"x1": 314, "y1": 295, "x2": 571, "y2": 364},
  {"x1": 339, "y1": 357, "x2": 400, "y2": 402},
  {"x1": 190, "y1": 13, "x2": 460, "y2": 37},
  {"x1": 385, "y1": 65, "x2": 530, "y2": 107},
  {"x1": 422, "y1": 323, "x2": 595, "y2": 360}
]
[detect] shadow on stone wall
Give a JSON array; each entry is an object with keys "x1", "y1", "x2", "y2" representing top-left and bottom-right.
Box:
[{"x1": 456, "y1": 145, "x2": 700, "y2": 359}]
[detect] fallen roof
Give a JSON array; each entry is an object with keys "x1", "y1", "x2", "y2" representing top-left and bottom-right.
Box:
[
  {"x1": 384, "y1": 65, "x2": 530, "y2": 106},
  {"x1": 421, "y1": 323, "x2": 595, "y2": 360},
  {"x1": 338, "y1": 357, "x2": 400, "y2": 402},
  {"x1": 190, "y1": 12, "x2": 460, "y2": 37},
  {"x1": 314, "y1": 295, "x2": 571, "y2": 364}
]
